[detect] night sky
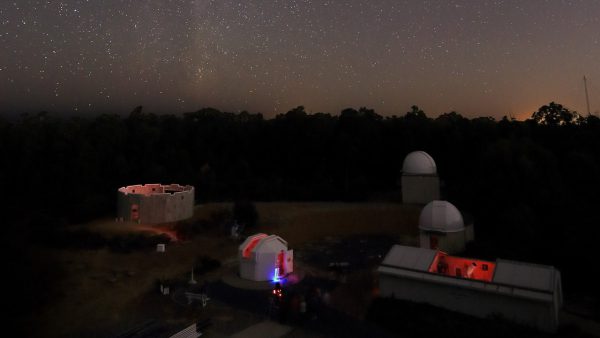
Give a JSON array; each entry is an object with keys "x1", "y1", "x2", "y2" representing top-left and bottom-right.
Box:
[{"x1": 1, "y1": 1, "x2": 598, "y2": 118}]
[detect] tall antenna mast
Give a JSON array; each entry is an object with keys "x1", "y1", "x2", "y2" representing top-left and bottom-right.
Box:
[{"x1": 584, "y1": 76, "x2": 591, "y2": 115}]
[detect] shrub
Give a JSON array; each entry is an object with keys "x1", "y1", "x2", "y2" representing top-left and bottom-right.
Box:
[
  {"x1": 233, "y1": 200, "x2": 258, "y2": 229},
  {"x1": 194, "y1": 255, "x2": 221, "y2": 275}
]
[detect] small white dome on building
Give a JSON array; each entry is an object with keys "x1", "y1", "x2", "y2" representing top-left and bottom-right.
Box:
[
  {"x1": 402, "y1": 151, "x2": 437, "y2": 175},
  {"x1": 239, "y1": 233, "x2": 294, "y2": 281},
  {"x1": 419, "y1": 200, "x2": 464, "y2": 232}
]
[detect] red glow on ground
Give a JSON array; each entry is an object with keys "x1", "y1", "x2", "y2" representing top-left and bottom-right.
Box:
[
  {"x1": 286, "y1": 273, "x2": 300, "y2": 284},
  {"x1": 134, "y1": 224, "x2": 179, "y2": 242},
  {"x1": 242, "y1": 234, "x2": 268, "y2": 258},
  {"x1": 429, "y1": 252, "x2": 495, "y2": 282}
]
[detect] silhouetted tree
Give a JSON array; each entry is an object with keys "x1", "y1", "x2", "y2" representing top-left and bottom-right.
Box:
[
  {"x1": 404, "y1": 105, "x2": 427, "y2": 120},
  {"x1": 282, "y1": 105, "x2": 307, "y2": 119},
  {"x1": 129, "y1": 105, "x2": 143, "y2": 118},
  {"x1": 531, "y1": 101, "x2": 582, "y2": 126}
]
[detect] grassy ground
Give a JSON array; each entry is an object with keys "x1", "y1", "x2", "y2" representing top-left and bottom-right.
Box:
[
  {"x1": 32, "y1": 201, "x2": 419, "y2": 337},
  {"x1": 28, "y1": 201, "x2": 600, "y2": 337},
  {"x1": 255, "y1": 202, "x2": 420, "y2": 246}
]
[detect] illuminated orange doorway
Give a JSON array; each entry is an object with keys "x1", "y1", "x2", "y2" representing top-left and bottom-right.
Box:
[{"x1": 131, "y1": 204, "x2": 139, "y2": 221}]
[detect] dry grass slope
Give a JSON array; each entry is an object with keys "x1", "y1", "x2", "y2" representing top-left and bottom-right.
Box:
[{"x1": 35, "y1": 202, "x2": 420, "y2": 337}]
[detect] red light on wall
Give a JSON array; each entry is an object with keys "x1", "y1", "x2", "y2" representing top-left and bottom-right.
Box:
[
  {"x1": 277, "y1": 251, "x2": 285, "y2": 276},
  {"x1": 429, "y1": 252, "x2": 496, "y2": 282},
  {"x1": 242, "y1": 234, "x2": 268, "y2": 258}
]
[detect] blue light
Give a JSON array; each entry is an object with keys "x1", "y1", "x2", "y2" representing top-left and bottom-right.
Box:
[
  {"x1": 271, "y1": 267, "x2": 280, "y2": 282},
  {"x1": 271, "y1": 267, "x2": 287, "y2": 284}
]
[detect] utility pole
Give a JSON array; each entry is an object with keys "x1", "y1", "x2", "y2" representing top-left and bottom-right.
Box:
[{"x1": 584, "y1": 76, "x2": 591, "y2": 116}]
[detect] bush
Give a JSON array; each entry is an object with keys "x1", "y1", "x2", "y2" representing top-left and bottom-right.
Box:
[
  {"x1": 194, "y1": 255, "x2": 221, "y2": 275},
  {"x1": 174, "y1": 208, "x2": 233, "y2": 240},
  {"x1": 233, "y1": 200, "x2": 258, "y2": 229}
]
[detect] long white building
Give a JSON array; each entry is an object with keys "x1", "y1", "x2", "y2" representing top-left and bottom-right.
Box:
[{"x1": 378, "y1": 245, "x2": 563, "y2": 332}]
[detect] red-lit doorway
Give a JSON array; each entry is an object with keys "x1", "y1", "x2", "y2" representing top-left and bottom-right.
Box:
[
  {"x1": 277, "y1": 250, "x2": 285, "y2": 276},
  {"x1": 131, "y1": 204, "x2": 139, "y2": 221}
]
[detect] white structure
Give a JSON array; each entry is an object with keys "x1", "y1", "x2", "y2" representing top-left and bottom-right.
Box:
[
  {"x1": 117, "y1": 183, "x2": 194, "y2": 224},
  {"x1": 239, "y1": 233, "x2": 294, "y2": 281},
  {"x1": 156, "y1": 243, "x2": 166, "y2": 253},
  {"x1": 378, "y1": 245, "x2": 563, "y2": 332},
  {"x1": 401, "y1": 151, "x2": 440, "y2": 204},
  {"x1": 169, "y1": 323, "x2": 202, "y2": 338},
  {"x1": 419, "y1": 200, "x2": 474, "y2": 254},
  {"x1": 189, "y1": 268, "x2": 197, "y2": 285}
]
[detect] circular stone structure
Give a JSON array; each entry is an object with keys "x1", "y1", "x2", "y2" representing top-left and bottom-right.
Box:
[
  {"x1": 402, "y1": 151, "x2": 437, "y2": 175},
  {"x1": 117, "y1": 183, "x2": 194, "y2": 224}
]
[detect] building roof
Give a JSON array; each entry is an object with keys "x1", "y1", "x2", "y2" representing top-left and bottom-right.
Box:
[
  {"x1": 254, "y1": 235, "x2": 288, "y2": 253},
  {"x1": 492, "y1": 259, "x2": 561, "y2": 293},
  {"x1": 419, "y1": 200, "x2": 465, "y2": 232},
  {"x1": 378, "y1": 244, "x2": 562, "y2": 303},
  {"x1": 239, "y1": 233, "x2": 288, "y2": 257},
  {"x1": 380, "y1": 245, "x2": 437, "y2": 272},
  {"x1": 402, "y1": 151, "x2": 437, "y2": 175}
]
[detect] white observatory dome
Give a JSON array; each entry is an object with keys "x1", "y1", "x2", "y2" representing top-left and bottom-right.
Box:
[
  {"x1": 419, "y1": 200, "x2": 465, "y2": 232},
  {"x1": 402, "y1": 151, "x2": 437, "y2": 175}
]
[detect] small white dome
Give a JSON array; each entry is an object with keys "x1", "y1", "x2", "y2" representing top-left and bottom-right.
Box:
[
  {"x1": 419, "y1": 200, "x2": 464, "y2": 232},
  {"x1": 402, "y1": 151, "x2": 437, "y2": 175}
]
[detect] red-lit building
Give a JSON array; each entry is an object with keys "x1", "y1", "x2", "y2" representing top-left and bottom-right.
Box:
[
  {"x1": 239, "y1": 233, "x2": 294, "y2": 281},
  {"x1": 378, "y1": 245, "x2": 563, "y2": 332},
  {"x1": 117, "y1": 183, "x2": 194, "y2": 224}
]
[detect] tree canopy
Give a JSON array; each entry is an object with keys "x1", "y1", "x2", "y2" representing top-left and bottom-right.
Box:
[{"x1": 531, "y1": 101, "x2": 583, "y2": 126}]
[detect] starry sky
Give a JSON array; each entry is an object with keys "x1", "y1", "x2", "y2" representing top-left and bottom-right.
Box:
[{"x1": 1, "y1": 0, "x2": 599, "y2": 119}]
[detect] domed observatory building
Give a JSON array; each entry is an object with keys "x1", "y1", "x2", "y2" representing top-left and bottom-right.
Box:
[
  {"x1": 239, "y1": 233, "x2": 294, "y2": 282},
  {"x1": 419, "y1": 200, "x2": 474, "y2": 254},
  {"x1": 401, "y1": 151, "x2": 440, "y2": 204}
]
